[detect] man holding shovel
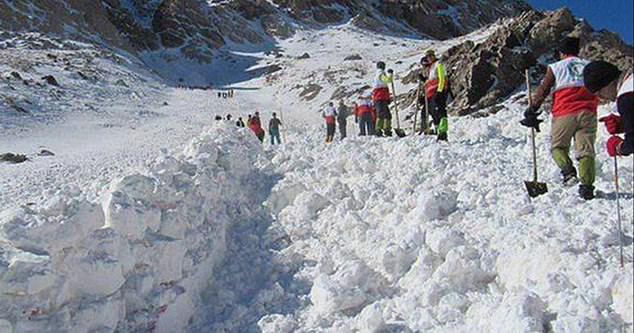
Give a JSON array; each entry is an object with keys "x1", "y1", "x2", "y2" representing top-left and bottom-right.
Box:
[{"x1": 520, "y1": 37, "x2": 599, "y2": 200}]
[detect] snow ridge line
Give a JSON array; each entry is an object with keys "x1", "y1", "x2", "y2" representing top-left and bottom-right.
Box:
[{"x1": 0, "y1": 123, "x2": 274, "y2": 332}]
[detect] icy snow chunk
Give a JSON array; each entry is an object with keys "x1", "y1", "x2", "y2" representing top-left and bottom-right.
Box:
[
  {"x1": 310, "y1": 260, "x2": 382, "y2": 315},
  {"x1": 611, "y1": 271, "x2": 633, "y2": 324},
  {"x1": 104, "y1": 175, "x2": 162, "y2": 239},
  {"x1": 410, "y1": 190, "x2": 458, "y2": 221},
  {"x1": 426, "y1": 227, "x2": 465, "y2": 258},
  {"x1": 489, "y1": 290, "x2": 546, "y2": 333},
  {"x1": 266, "y1": 181, "x2": 308, "y2": 215},
  {"x1": 433, "y1": 246, "x2": 493, "y2": 290},
  {"x1": 355, "y1": 302, "x2": 386, "y2": 332},
  {"x1": 0, "y1": 252, "x2": 55, "y2": 296},
  {"x1": 0, "y1": 199, "x2": 103, "y2": 254},
  {"x1": 0, "y1": 320, "x2": 12, "y2": 333},
  {"x1": 398, "y1": 246, "x2": 441, "y2": 289},
  {"x1": 258, "y1": 314, "x2": 297, "y2": 333},
  {"x1": 69, "y1": 297, "x2": 124, "y2": 333},
  {"x1": 551, "y1": 315, "x2": 600, "y2": 333},
  {"x1": 381, "y1": 242, "x2": 419, "y2": 281}
]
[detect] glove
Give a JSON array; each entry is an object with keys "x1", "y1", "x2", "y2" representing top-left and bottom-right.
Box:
[
  {"x1": 519, "y1": 106, "x2": 543, "y2": 132},
  {"x1": 599, "y1": 114, "x2": 624, "y2": 135},
  {"x1": 607, "y1": 136, "x2": 624, "y2": 157},
  {"x1": 387, "y1": 69, "x2": 394, "y2": 75}
]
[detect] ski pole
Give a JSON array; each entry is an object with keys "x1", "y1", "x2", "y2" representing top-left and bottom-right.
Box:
[{"x1": 614, "y1": 156, "x2": 625, "y2": 268}]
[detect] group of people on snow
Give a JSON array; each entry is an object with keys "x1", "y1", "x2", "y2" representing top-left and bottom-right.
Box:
[
  {"x1": 519, "y1": 36, "x2": 632, "y2": 200},
  {"x1": 316, "y1": 36, "x2": 632, "y2": 201},
  {"x1": 219, "y1": 112, "x2": 284, "y2": 145},
  {"x1": 322, "y1": 49, "x2": 451, "y2": 142}
]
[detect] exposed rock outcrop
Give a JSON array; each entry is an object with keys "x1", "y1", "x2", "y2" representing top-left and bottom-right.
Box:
[{"x1": 403, "y1": 8, "x2": 633, "y2": 116}]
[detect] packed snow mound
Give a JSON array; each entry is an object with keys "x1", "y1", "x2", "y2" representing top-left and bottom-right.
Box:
[
  {"x1": 0, "y1": 124, "x2": 274, "y2": 332},
  {"x1": 256, "y1": 100, "x2": 634, "y2": 332}
]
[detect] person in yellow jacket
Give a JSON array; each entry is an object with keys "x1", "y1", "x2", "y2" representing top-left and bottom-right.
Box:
[{"x1": 420, "y1": 50, "x2": 449, "y2": 141}]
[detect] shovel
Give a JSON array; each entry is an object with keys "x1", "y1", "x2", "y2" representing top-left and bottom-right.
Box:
[
  {"x1": 524, "y1": 70, "x2": 548, "y2": 198},
  {"x1": 390, "y1": 81, "x2": 407, "y2": 138}
]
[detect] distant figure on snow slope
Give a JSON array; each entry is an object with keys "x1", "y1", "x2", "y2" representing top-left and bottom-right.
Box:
[
  {"x1": 269, "y1": 112, "x2": 283, "y2": 145},
  {"x1": 249, "y1": 112, "x2": 265, "y2": 143},
  {"x1": 583, "y1": 61, "x2": 633, "y2": 157},
  {"x1": 372, "y1": 61, "x2": 394, "y2": 137},
  {"x1": 323, "y1": 102, "x2": 338, "y2": 143},
  {"x1": 355, "y1": 95, "x2": 376, "y2": 136},
  {"x1": 337, "y1": 100, "x2": 350, "y2": 139},
  {"x1": 521, "y1": 37, "x2": 599, "y2": 200},
  {"x1": 420, "y1": 50, "x2": 449, "y2": 141}
]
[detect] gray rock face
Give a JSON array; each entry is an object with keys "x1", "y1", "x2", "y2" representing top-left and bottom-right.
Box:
[{"x1": 0, "y1": 0, "x2": 530, "y2": 63}]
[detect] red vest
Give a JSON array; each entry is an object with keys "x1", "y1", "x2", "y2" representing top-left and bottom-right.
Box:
[
  {"x1": 549, "y1": 57, "x2": 599, "y2": 117},
  {"x1": 372, "y1": 87, "x2": 391, "y2": 103}
]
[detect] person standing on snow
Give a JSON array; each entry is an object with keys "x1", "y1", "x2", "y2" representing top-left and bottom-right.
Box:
[
  {"x1": 372, "y1": 61, "x2": 394, "y2": 137},
  {"x1": 420, "y1": 50, "x2": 449, "y2": 141},
  {"x1": 248, "y1": 113, "x2": 265, "y2": 143},
  {"x1": 323, "y1": 102, "x2": 338, "y2": 143},
  {"x1": 355, "y1": 95, "x2": 376, "y2": 136},
  {"x1": 583, "y1": 61, "x2": 633, "y2": 157},
  {"x1": 236, "y1": 117, "x2": 246, "y2": 128},
  {"x1": 521, "y1": 37, "x2": 600, "y2": 200},
  {"x1": 269, "y1": 112, "x2": 283, "y2": 145},
  {"x1": 337, "y1": 100, "x2": 350, "y2": 139}
]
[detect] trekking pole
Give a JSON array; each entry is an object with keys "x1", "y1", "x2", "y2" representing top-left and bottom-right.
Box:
[{"x1": 613, "y1": 156, "x2": 625, "y2": 268}]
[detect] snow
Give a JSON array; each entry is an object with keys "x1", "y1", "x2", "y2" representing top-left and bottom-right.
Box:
[{"x1": 1, "y1": 21, "x2": 633, "y2": 333}]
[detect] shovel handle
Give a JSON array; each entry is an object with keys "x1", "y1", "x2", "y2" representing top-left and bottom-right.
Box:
[
  {"x1": 526, "y1": 70, "x2": 539, "y2": 182},
  {"x1": 391, "y1": 81, "x2": 401, "y2": 129}
]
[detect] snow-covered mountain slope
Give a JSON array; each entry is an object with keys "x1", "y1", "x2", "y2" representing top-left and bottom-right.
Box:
[
  {"x1": 1, "y1": 104, "x2": 633, "y2": 332},
  {"x1": 0, "y1": 9, "x2": 633, "y2": 333}
]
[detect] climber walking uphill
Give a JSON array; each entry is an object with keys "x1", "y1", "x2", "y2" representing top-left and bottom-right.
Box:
[
  {"x1": 421, "y1": 50, "x2": 449, "y2": 141},
  {"x1": 373, "y1": 61, "x2": 394, "y2": 137},
  {"x1": 323, "y1": 102, "x2": 338, "y2": 143},
  {"x1": 269, "y1": 112, "x2": 283, "y2": 145},
  {"x1": 520, "y1": 37, "x2": 599, "y2": 200},
  {"x1": 583, "y1": 61, "x2": 633, "y2": 157}
]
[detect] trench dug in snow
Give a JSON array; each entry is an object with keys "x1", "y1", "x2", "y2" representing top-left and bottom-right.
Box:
[{"x1": 1, "y1": 111, "x2": 633, "y2": 332}]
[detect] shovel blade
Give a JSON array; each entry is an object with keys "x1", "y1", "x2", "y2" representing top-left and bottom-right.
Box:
[
  {"x1": 524, "y1": 181, "x2": 548, "y2": 198},
  {"x1": 394, "y1": 128, "x2": 407, "y2": 138}
]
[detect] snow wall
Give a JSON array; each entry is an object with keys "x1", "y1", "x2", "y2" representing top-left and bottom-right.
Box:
[{"x1": 0, "y1": 125, "x2": 272, "y2": 332}]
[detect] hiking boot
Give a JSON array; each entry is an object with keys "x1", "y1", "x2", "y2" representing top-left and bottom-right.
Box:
[
  {"x1": 437, "y1": 133, "x2": 448, "y2": 142},
  {"x1": 374, "y1": 129, "x2": 384, "y2": 137},
  {"x1": 384, "y1": 130, "x2": 393, "y2": 137},
  {"x1": 561, "y1": 166, "x2": 578, "y2": 186},
  {"x1": 579, "y1": 185, "x2": 595, "y2": 200}
]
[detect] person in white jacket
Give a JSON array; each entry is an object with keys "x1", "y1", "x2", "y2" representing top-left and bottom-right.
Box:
[{"x1": 322, "y1": 102, "x2": 338, "y2": 143}]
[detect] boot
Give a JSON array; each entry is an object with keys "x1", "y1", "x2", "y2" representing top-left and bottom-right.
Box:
[
  {"x1": 578, "y1": 184, "x2": 595, "y2": 200},
  {"x1": 374, "y1": 129, "x2": 383, "y2": 137},
  {"x1": 384, "y1": 129, "x2": 393, "y2": 137},
  {"x1": 437, "y1": 133, "x2": 448, "y2": 142},
  {"x1": 561, "y1": 166, "x2": 578, "y2": 186}
]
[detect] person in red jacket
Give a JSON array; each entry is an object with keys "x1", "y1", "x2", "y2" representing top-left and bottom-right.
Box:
[
  {"x1": 355, "y1": 95, "x2": 375, "y2": 136},
  {"x1": 248, "y1": 113, "x2": 265, "y2": 143},
  {"x1": 323, "y1": 102, "x2": 338, "y2": 143},
  {"x1": 583, "y1": 61, "x2": 633, "y2": 157},
  {"x1": 520, "y1": 37, "x2": 599, "y2": 200},
  {"x1": 372, "y1": 61, "x2": 394, "y2": 137}
]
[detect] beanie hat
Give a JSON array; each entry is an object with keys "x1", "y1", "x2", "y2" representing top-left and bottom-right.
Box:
[
  {"x1": 583, "y1": 61, "x2": 622, "y2": 93},
  {"x1": 377, "y1": 61, "x2": 386, "y2": 70},
  {"x1": 559, "y1": 36, "x2": 580, "y2": 56}
]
